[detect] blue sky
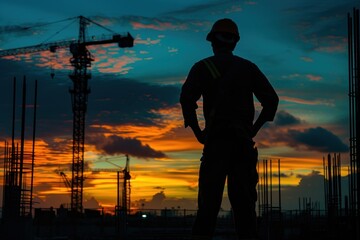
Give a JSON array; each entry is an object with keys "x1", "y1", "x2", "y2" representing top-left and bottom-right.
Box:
[{"x1": 0, "y1": 0, "x2": 358, "y2": 210}]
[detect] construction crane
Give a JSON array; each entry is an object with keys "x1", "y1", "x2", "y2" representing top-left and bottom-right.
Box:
[
  {"x1": 59, "y1": 171, "x2": 72, "y2": 190},
  {"x1": 91, "y1": 155, "x2": 131, "y2": 214},
  {"x1": 56, "y1": 155, "x2": 131, "y2": 214},
  {"x1": 0, "y1": 16, "x2": 134, "y2": 214}
]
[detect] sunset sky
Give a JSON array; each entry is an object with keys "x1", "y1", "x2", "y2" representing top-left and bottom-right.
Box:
[{"x1": 0, "y1": 0, "x2": 358, "y2": 212}]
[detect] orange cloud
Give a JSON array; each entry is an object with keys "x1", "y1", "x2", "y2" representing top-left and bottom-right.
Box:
[
  {"x1": 306, "y1": 74, "x2": 322, "y2": 81},
  {"x1": 300, "y1": 56, "x2": 313, "y2": 62},
  {"x1": 281, "y1": 73, "x2": 300, "y2": 79},
  {"x1": 225, "y1": 5, "x2": 242, "y2": 14},
  {"x1": 135, "y1": 37, "x2": 161, "y2": 46},
  {"x1": 315, "y1": 45, "x2": 346, "y2": 53},
  {"x1": 131, "y1": 21, "x2": 187, "y2": 31},
  {"x1": 315, "y1": 36, "x2": 347, "y2": 53},
  {"x1": 2, "y1": 43, "x2": 137, "y2": 75},
  {"x1": 281, "y1": 96, "x2": 334, "y2": 106}
]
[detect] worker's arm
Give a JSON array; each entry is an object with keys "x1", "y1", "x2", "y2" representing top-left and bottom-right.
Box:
[
  {"x1": 189, "y1": 124, "x2": 206, "y2": 144},
  {"x1": 252, "y1": 110, "x2": 271, "y2": 138},
  {"x1": 180, "y1": 64, "x2": 206, "y2": 144},
  {"x1": 251, "y1": 64, "x2": 279, "y2": 137}
]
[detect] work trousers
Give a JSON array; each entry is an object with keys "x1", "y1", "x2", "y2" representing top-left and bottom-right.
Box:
[{"x1": 192, "y1": 130, "x2": 258, "y2": 240}]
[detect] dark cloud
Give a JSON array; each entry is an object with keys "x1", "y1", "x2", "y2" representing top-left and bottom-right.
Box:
[
  {"x1": 92, "y1": 15, "x2": 210, "y2": 33},
  {"x1": 274, "y1": 110, "x2": 302, "y2": 126},
  {"x1": 287, "y1": 127, "x2": 348, "y2": 152},
  {"x1": 282, "y1": 0, "x2": 357, "y2": 53},
  {"x1": 280, "y1": 170, "x2": 350, "y2": 210},
  {"x1": 0, "y1": 60, "x2": 180, "y2": 141},
  {"x1": 0, "y1": 67, "x2": 73, "y2": 140},
  {"x1": 88, "y1": 77, "x2": 180, "y2": 126},
  {"x1": 163, "y1": 1, "x2": 230, "y2": 15},
  {"x1": 0, "y1": 24, "x2": 44, "y2": 44},
  {"x1": 273, "y1": 172, "x2": 294, "y2": 178},
  {"x1": 0, "y1": 17, "x2": 80, "y2": 47},
  {"x1": 152, "y1": 191, "x2": 166, "y2": 203},
  {"x1": 296, "y1": 170, "x2": 321, "y2": 179},
  {"x1": 260, "y1": 124, "x2": 349, "y2": 153},
  {"x1": 133, "y1": 191, "x2": 198, "y2": 210},
  {"x1": 280, "y1": 170, "x2": 325, "y2": 210},
  {"x1": 84, "y1": 197, "x2": 101, "y2": 209},
  {"x1": 88, "y1": 134, "x2": 167, "y2": 159},
  {"x1": 89, "y1": 1, "x2": 242, "y2": 33},
  {"x1": 0, "y1": 25, "x2": 34, "y2": 35}
]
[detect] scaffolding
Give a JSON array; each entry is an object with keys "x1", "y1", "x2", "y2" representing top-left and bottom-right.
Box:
[
  {"x1": 348, "y1": 8, "x2": 360, "y2": 238},
  {"x1": 0, "y1": 16, "x2": 134, "y2": 215},
  {"x1": 258, "y1": 159, "x2": 282, "y2": 239},
  {"x1": 323, "y1": 153, "x2": 342, "y2": 219},
  {"x1": 2, "y1": 77, "x2": 37, "y2": 220}
]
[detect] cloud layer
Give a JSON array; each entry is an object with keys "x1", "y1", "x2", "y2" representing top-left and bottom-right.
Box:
[{"x1": 88, "y1": 134, "x2": 167, "y2": 159}]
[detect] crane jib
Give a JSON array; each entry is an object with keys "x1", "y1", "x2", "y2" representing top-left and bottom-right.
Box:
[{"x1": 0, "y1": 33, "x2": 134, "y2": 57}]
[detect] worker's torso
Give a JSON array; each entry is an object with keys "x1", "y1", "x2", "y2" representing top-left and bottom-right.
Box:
[{"x1": 195, "y1": 54, "x2": 256, "y2": 132}]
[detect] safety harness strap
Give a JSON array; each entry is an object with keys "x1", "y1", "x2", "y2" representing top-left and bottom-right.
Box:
[{"x1": 203, "y1": 59, "x2": 221, "y2": 79}]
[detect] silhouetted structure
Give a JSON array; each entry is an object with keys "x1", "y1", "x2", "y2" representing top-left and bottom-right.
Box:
[
  {"x1": 2, "y1": 77, "x2": 37, "y2": 221},
  {"x1": 348, "y1": 8, "x2": 360, "y2": 239},
  {"x1": 88, "y1": 155, "x2": 131, "y2": 218},
  {"x1": 323, "y1": 153, "x2": 342, "y2": 219},
  {"x1": 0, "y1": 16, "x2": 134, "y2": 214},
  {"x1": 258, "y1": 159, "x2": 282, "y2": 240},
  {"x1": 67, "y1": 16, "x2": 133, "y2": 214},
  {"x1": 1, "y1": 77, "x2": 38, "y2": 240}
]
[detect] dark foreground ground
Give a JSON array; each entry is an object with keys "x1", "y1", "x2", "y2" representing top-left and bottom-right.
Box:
[{"x1": 0, "y1": 209, "x2": 356, "y2": 240}]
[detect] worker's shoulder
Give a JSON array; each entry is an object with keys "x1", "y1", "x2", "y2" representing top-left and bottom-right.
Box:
[
  {"x1": 209, "y1": 55, "x2": 256, "y2": 66},
  {"x1": 190, "y1": 57, "x2": 212, "y2": 71},
  {"x1": 232, "y1": 55, "x2": 256, "y2": 66},
  {"x1": 192, "y1": 55, "x2": 256, "y2": 70},
  {"x1": 194, "y1": 56, "x2": 213, "y2": 65}
]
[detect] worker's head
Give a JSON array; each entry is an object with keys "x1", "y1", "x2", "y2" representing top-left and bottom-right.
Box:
[{"x1": 206, "y1": 18, "x2": 240, "y2": 51}]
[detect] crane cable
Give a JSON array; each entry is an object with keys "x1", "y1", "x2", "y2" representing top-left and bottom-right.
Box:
[
  {"x1": 29, "y1": 16, "x2": 77, "y2": 29},
  {"x1": 84, "y1": 16, "x2": 117, "y2": 34},
  {"x1": 40, "y1": 18, "x2": 78, "y2": 45},
  {"x1": 40, "y1": 16, "x2": 118, "y2": 45},
  {"x1": 0, "y1": 16, "x2": 77, "y2": 35},
  {"x1": 1, "y1": 16, "x2": 118, "y2": 45}
]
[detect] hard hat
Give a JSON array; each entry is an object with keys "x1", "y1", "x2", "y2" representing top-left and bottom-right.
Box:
[{"x1": 206, "y1": 18, "x2": 240, "y2": 42}]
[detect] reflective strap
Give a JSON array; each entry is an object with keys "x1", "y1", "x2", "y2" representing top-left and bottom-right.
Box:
[{"x1": 203, "y1": 59, "x2": 221, "y2": 79}]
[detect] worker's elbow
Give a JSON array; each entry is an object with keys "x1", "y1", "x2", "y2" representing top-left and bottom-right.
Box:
[{"x1": 275, "y1": 95, "x2": 280, "y2": 105}]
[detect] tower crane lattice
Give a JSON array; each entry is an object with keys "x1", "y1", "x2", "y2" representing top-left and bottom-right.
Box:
[
  {"x1": 56, "y1": 155, "x2": 131, "y2": 214},
  {"x1": 59, "y1": 171, "x2": 72, "y2": 190},
  {"x1": 0, "y1": 16, "x2": 134, "y2": 214},
  {"x1": 91, "y1": 155, "x2": 131, "y2": 214}
]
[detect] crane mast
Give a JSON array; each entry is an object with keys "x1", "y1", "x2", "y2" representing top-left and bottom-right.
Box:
[
  {"x1": 0, "y1": 16, "x2": 134, "y2": 215},
  {"x1": 68, "y1": 16, "x2": 91, "y2": 214},
  {"x1": 68, "y1": 16, "x2": 134, "y2": 214},
  {"x1": 123, "y1": 154, "x2": 131, "y2": 214}
]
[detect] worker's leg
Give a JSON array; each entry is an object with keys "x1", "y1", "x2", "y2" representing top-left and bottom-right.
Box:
[
  {"x1": 227, "y1": 141, "x2": 258, "y2": 239},
  {"x1": 192, "y1": 155, "x2": 227, "y2": 239}
]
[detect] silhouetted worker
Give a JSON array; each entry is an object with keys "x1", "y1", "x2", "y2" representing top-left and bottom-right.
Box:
[{"x1": 180, "y1": 18, "x2": 279, "y2": 240}]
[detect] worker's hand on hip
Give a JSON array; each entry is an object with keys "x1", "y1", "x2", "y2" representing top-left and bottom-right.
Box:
[
  {"x1": 195, "y1": 129, "x2": 207, "y2": 144},
  {"x1": 251, "y1": 124, "x2": 261, "y2": 138},
  {"x1": 250, "y1": 128, "x2": 257, "y2": 138},
  {"x1": 190, "y1": 125, "x2": 206, "y2": 144}
]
